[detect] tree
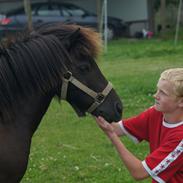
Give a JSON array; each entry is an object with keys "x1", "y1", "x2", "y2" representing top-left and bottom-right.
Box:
[
  {"x1": 160, "y1": 0, "x2": 166, "y2": 32},
  {"x1": 23, "y1": 0, "x2": 32, "y2": 31},
  {"x1": 155, "y1": 0, "x2": 179, "y2": 33},
  {"x1": 148, "y1": 0, "x2": 155, "y2": 32},
  {"x1": 155, "y1": 0, "x2": 179, "y2": 10}
]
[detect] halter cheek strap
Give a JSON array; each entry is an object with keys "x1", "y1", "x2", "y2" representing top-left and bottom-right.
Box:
[
  {"x1": 87, "y1": 82, "x2": 112, "y2": 113},
  {"x1": 61, "y1": 71, "x2": 113, "y2": 113}
]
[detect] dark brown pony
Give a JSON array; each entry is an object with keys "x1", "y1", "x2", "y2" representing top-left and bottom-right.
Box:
[{"x1": 0, "y1": 23, "x2": 122, "y2": 182}]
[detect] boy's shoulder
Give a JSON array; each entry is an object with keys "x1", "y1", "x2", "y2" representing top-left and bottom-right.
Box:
[
  {"x1": 164, "y1": 121, "x2": 183, "y2": 142},
  {"x1": 144, "y1": 106, "x2": 163, "y2": 118}
]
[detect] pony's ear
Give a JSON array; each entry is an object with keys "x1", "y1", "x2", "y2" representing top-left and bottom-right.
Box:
[
  {"x1": 66, "y1": 28, "x2": 80, "y2": 51},
  {"x1": 70, "y1": 28, "x2": 80, "y2": 41}
]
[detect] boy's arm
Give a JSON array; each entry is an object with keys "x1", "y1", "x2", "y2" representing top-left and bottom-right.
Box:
[
  {"x1": 109, "y1": 132, "x2": 149, "y2": 180},
  {"x1": 96, "y1": 116, "x2": 149, "y2": 180}
]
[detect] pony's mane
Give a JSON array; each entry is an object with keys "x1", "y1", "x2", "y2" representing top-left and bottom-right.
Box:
[
  {"x1": 0, "y1": 23, "x2": 102, "y2": 119},
  {"x1": 34, "y1": 24, "x2": 102, "y2": 59}
]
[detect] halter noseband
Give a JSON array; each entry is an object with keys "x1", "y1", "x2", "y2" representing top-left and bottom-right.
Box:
[{"x1": 61, "y1": 71, "x2": 113, "y2": 114}]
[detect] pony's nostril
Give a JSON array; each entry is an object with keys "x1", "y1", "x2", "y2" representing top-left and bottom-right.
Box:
[
  {"x1": 98, "y1": 110, "x2": 104, "y2": 116},
  {"x1": 115, "y1": 102, "x2": 122, "y2": 114}
]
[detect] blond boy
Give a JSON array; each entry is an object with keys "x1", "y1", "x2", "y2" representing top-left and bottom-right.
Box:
[{"x1": 95, "y1": 68, "x2": 183, "y2": 183}]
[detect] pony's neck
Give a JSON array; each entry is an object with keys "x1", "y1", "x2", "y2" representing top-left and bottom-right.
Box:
[{"x1": 12, "y1": 91, "x2": 54, "y2": 136}]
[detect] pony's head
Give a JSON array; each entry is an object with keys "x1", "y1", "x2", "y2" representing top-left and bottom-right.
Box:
[{"x1": 34, "y1": 24, "x2": 123, "y2": 122}]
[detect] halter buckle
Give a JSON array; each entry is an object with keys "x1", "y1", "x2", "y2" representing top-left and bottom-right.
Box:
[
  {"x1": 63, "y1": 71, "x2": 72, "y2": 80},
  {"x1": 95, "y1": 93, "x2": 105, "y2": 103}
]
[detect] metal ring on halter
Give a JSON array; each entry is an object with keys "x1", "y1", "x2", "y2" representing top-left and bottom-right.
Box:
[
  {"x1": 87, "y1": 82, "x2": 113, "y2": 113},
  {"x1": 63, "y1": 71, "x2": 72, "y2": 81},
  {"x1": 61, "y1": 71, "x2": 73, "y2": 100},
  {"x1": 95, "y1": 93, "x2": 105, "y2": 103}
]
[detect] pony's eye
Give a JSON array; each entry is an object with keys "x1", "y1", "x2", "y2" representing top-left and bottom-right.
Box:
[{"x1": 78, "y1": 64, "x2": 91, "y2": 74}]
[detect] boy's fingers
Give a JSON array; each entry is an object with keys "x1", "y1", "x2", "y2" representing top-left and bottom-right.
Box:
[
  {"x1": 94, "y1": 116, "x2": 103, "y2": 123},
  {"x1": 98, "y1": 117, "x2": 107, "y2": 125},
  {"x1": 94, "y1": 116, "x2": 110, "y2": 129},
  {"x1": 98, "y1": 117, "x2": 110, "y2": 128},
  {"x1": 98, "y1": 116, "x2": 105, "y2": 122}
]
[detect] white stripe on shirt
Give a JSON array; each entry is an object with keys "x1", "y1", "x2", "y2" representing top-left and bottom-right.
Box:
[
  {"x1": 152, "y1": 139, "x2": 183, "y2": 175},
  {"x1": 142, "y1": 139, "x2": 183, "y2": 182},
  {"x1": 142, "y1": 161, "x2": 165, "y2": 183},
  {"x1": 118, "y1": 120, "x2": 139, "y2": 144}
]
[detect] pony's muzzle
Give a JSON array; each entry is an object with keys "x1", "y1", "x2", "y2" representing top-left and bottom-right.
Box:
[{"x1": 95, "y1": 100, "x2": 122, "y2": 123}]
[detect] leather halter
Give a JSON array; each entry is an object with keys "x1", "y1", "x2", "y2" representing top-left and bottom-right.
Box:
[{"x1": 61, "y1": 71, "x2": 113, "y2": 113}]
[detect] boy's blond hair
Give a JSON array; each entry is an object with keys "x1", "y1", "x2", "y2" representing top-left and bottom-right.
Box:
[{"x1": 160, "y1": 68, "x2": 183, "y2": 97}]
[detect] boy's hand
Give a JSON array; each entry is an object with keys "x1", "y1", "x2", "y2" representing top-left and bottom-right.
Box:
[
  {"x1": 95, "y1": 116, "x2": 116, "y2": 138},
  {"x1": 95, "y1": 116, "x2": 124, "y2": 137}
]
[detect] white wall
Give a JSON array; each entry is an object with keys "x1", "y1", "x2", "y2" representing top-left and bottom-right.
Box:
[{"x1": 108, "y1": 0, "x2": 148, "y2": 21}]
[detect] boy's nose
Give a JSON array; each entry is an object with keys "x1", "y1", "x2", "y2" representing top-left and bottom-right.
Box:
[{"x1": 153, "y1": 92, "x2": 159, "y2": 99}]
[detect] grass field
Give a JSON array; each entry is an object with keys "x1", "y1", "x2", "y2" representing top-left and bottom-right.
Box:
[{"x1": 22, "y1": 38, "x2": 183, "y2": 183}]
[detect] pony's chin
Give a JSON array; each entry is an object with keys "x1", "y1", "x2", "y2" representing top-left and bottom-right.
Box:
[{"x1": 92, "y1": 112, "x2": 120, "y2": 123}]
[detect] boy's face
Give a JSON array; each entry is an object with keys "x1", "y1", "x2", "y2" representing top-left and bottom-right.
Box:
[{"x1": 154, "y1": 79, "x2": 182, "y2": 114}]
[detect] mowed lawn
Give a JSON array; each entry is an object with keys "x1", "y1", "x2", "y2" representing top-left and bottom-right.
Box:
[{"x1": 22, "y1": 39, "x2": 183, "y2": 183}]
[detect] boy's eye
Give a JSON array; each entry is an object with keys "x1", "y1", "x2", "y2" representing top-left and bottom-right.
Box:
[{"x1": 159, "y1": 90, "x2": 168, "y2": 96}]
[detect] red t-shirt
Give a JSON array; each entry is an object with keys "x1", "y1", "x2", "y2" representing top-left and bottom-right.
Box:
[{"x1": 119, "y1": 106, "x2": 183, "y2": 183}]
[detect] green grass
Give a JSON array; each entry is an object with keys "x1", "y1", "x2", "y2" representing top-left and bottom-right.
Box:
[{"x1": 22, "y1": 39, "x2": 183, "y2": 183}]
